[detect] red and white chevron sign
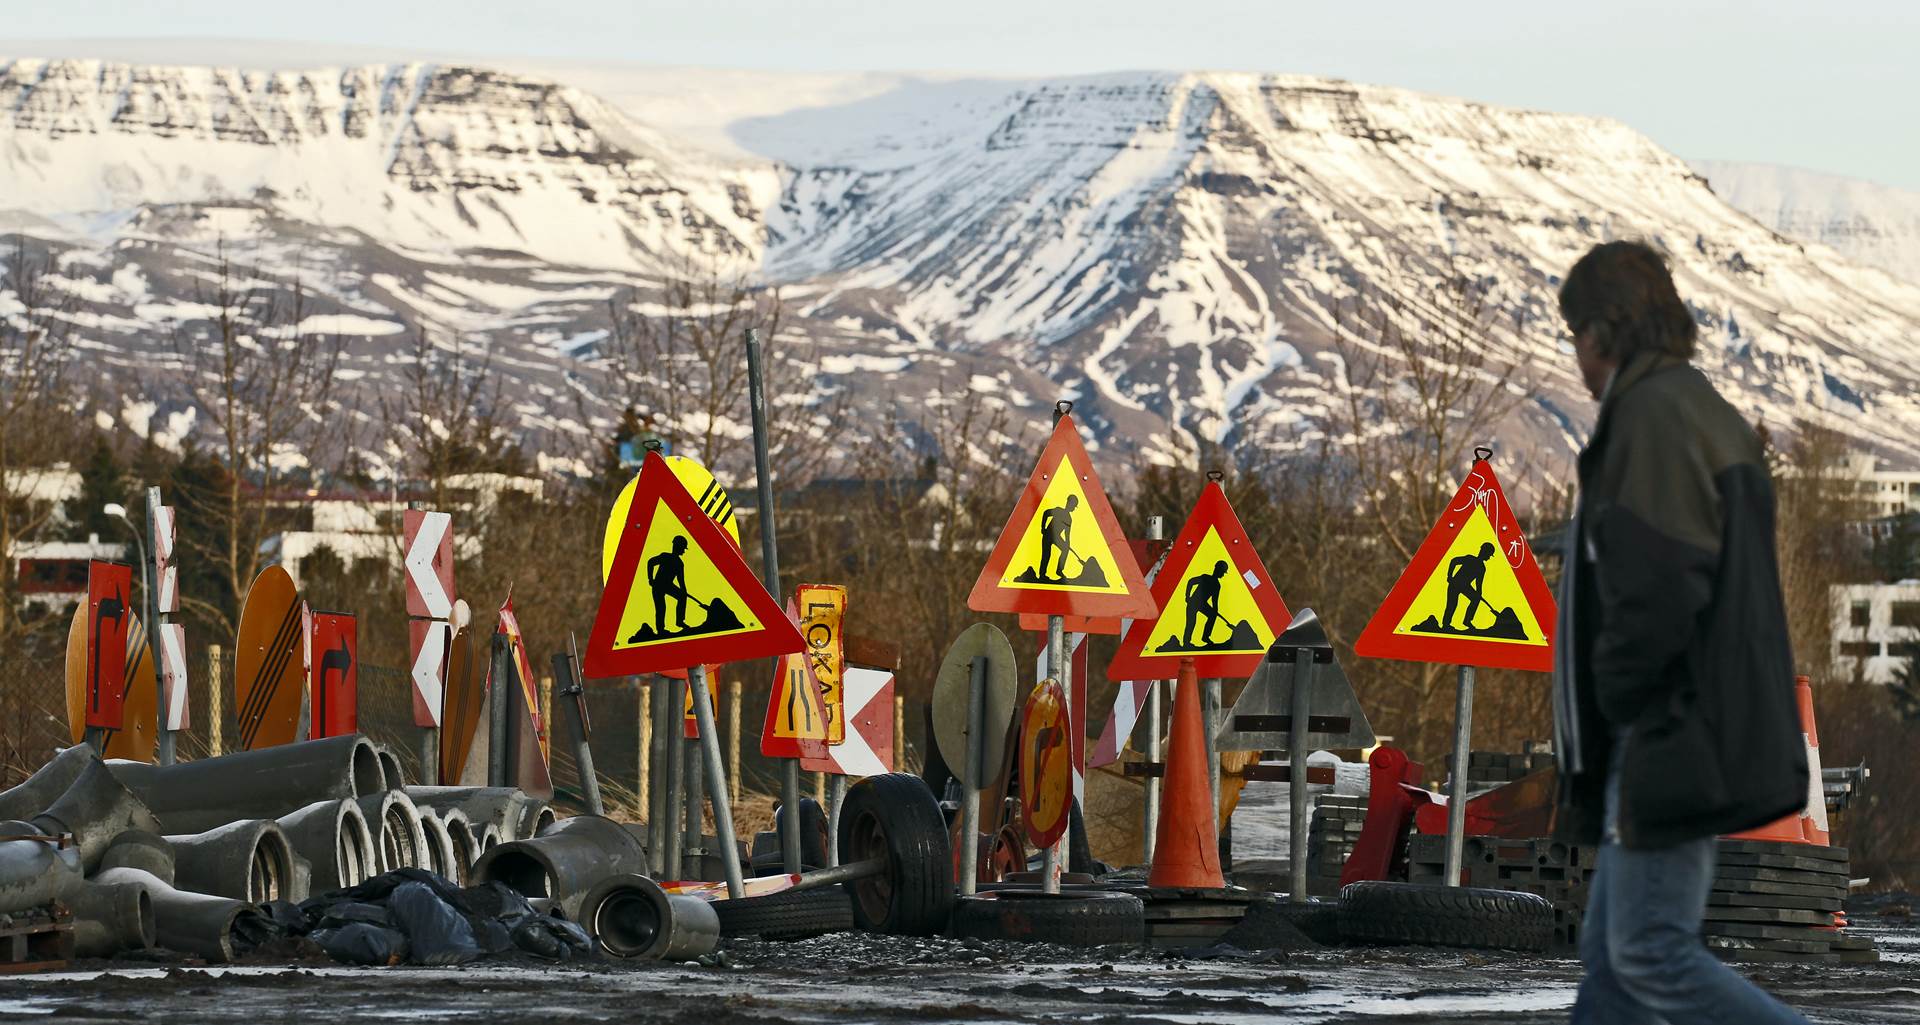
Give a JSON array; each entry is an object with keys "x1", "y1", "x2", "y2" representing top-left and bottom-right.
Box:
[
  {"x1": 404, "y1": 510, "x2": 455, "y2": 619},
  {"x1": 799, "y1": 666, "x2": 895, "y2": 778},
  {"x1": 151, "y1": 504, "x2": 177, "y2": 614},
  {"x1": 410, "y1": 619, "x2": 451, "y2": 727},
  {"x1": 158, "y1": 622, "x2": 188, "y2": 730}
]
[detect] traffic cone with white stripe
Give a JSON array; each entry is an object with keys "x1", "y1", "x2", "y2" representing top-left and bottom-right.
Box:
[{"x1": 1730, "y1": 675, "x2": 1829, "y2": 847}]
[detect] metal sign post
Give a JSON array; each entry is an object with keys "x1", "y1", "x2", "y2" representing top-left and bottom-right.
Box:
[
  {"x1": 552, "y1": 643, "x2": 602, "y2": 816},
  {"x1": 689, "y1": 662, "x2": 746, "y2": 899},
  {"x1": 958, "y1": 653, "x2": 988, "y2": 895},
  {"x1": 744, "y1": 327, "x2": 802, "y2": 877},
  {"x1": 1444, "y1": 665, "x2": 1476, "y2": 887},
  {"x1": 1286, "y1": 645, "x2": 1316, "y2": 903},
  {"x1": 1043, "y1": 613, "x2": 1066, "y2": 893},
  {"x1": 1202, "y1": 678, "x2": 1221, "y2": 817},
  {"x1": 647, "y1": 675, "x2": 670, "y2": 875},
  {"x1": 1142, "y1": 514, "x2": 1166, "y2": 864},
  {"x1": 663, "y1": 674, "x2": 686, "y2": 877}
]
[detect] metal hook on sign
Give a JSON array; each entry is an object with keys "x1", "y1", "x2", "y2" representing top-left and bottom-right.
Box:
[
  {"x1": 643, "y1": 438, "x2": 664, "y2": 454},
  {"x1": 1053, "y1": 400, "x2": 1073, "y2": 424},
  {"x1": 1206, "y1": 469, "x2": 1225, "y2": 483},
  {"x1": 1474, "y1": 446, "x2": 1494, "y2": 463}
]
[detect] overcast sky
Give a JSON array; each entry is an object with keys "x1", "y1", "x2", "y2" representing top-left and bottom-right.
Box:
[{"x1": 7, "y1": 1, "x2": 1916, "y2": 189}]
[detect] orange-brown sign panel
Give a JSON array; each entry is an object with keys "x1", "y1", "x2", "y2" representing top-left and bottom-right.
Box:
[{"x1": 235, "y1": 566, "x2": 306, "y2": 750}]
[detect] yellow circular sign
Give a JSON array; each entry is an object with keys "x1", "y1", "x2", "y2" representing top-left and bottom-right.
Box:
[{"x1": 601, "y1": 455, "x2": 741, "y2": 582}]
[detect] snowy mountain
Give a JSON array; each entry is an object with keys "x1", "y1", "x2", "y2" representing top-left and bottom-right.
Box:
[
  {"x1": 4, "y1": 56, "x2": 1918, "y2": 481},
  {"x1": 1691, "y1": 161, "x2": 1920, "y2": 287}
]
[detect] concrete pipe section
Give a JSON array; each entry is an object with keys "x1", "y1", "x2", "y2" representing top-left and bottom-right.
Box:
[
  {"x1": 0, "y1": 829, "x2": 82, "y2": 914},
  {"x1": 577, "y1": 873, "x2": 719, "y2": 962},
  {"x1": 437, "y1": 808, "x2": 478, "y2": 885},
  {"x1": 0, "y1": 745, "x2": 96, "y2": 822},
  {"x1": 63, "y1": 878, "x2": 157, "y2": 957},
  {"x1": 277, "y1": 799, "x2": 375, "y2": 894},
  {"x1": 94, "y1": 867, "x2": 266, "y2": 963},
  {"x1": 167, "y1": 819, "x2": 303, "y2": 903},
  {"x1": 30, "y1": 760, "x2": 164, "y2": 872},
  {"x1": 374, "y1": 745, "x2": 406, "y2": 793},
  {"x1": 97, "y1": 830, "x2": 176, "y2": 885},
  {"x1": 472, "y1": 815, "x2": 648, "y2": 919},
  {"x1": 356, "y1": 791, "x2": 430, "y2": 873},
  {"x1": 407, "y1": 787, "x2": 551, "y2": 845},
  {"x1": 416, "y1": 809, "x2": 458, "y2": 883},
  {"x1": 109, "y1": 735, "x2": 384, "y2": 834}
]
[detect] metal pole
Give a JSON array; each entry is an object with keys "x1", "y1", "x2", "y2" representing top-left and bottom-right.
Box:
[
  {"x1": 1288, "y1": 651, "x2": 1313, "y2": 903},
  {"x1": 826, "y1": 775, "x2": 847, "y2": 867},
  {"x1": 663, "y1": 674, "x2": 686, "y2": 877},
  {"x1": 728, "y1": 675, "x2": 742, "y2": 810},
  {"x1": 1444, "y1": 665, "x2": 1476, "y2": 887},
  {"x1": 746, "y1": 327, "x2": 801, "y2": 879},
  {"x1": 206, "y1": 644, "x2": 224, "y2": 757},
  {"x1": 552, "y1": 651, "x2": 602, "y2": 816},
  {"x1": 1142, "y1": 514, "x2": 1165, "y2": 865},
  {"x1": 690, "y1": 663, "x2": 746, "y2": 899},
  {"x1": 419, "y1": 725, "x2": 438, "y2": 787},
  {"x1": 1043, "y1": 614, "x2": 1066, "y2": 894},
  {"x1": 487, "y1": 632, "x2": 509, "y2": 788},
  {"x1": 684, "y1": 720, "x2": 705, "y2": 879},
  {"x1": 958, "y1": 653, "x2": 987, "y2": 895},
  {"x1": 646, "y1": 677, "x2": 669, "y2": 874},
  {"x1": 1202, "y1": 678, "x2": 1222, "y2": 817}
]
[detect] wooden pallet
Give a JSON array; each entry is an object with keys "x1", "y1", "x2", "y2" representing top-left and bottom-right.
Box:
[{"x1": 0, "y1": 908, "x2": 75, "y2": 974}]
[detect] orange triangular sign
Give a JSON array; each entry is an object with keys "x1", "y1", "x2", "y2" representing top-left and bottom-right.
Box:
[
  {"x1": 761, "y1": 601, "x2": 829, "y2": 757},
  {"x1": 968, "y1": 413, "x2": 1155, "y2": 619},
  {"x1": 1354, "y1": 456, "x2": 1557, "y2": 672},
  {"x1": 583, "y1": 452, "x2": 804, "y2": 678}
]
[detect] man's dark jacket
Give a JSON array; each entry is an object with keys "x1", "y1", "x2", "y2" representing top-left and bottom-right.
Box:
[{"x1": 1552, "y1": 352, "x2": 1808, "y2": 849}]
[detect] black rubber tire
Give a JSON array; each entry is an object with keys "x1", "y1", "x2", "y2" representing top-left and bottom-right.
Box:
[
  {"x1": 749, "y1": 799, "x2": 831, "y2": 876},
  {"x1": 948, "y1": 891, "x2": 1145, "y2": 947},
  {"x1": 837, "y1": 772, "x2": 954, "y2": 935},
  {"x1": 1338, "y1": 881, "x2": 1554, "y2": 952},
  {"x1": 712, "y1": 885, "x2": 854, "y2": 940},
  {"x1": 1067, "y1": 798, "x2": 1093, "y2": 875}
]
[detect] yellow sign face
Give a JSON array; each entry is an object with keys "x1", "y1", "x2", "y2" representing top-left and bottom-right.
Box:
[
  {"x1": 602, "y1": 456, "x2": 739, "y2": 581},
  {"x1": 996, "y1": 456, "x2": 1129, "y2": 594},
  {"x1": 798, "y1": 585, "x2": 847, "y2": 744},
  {"x1": 610, "y1": 499, "x2": 766, "y2": 650},
  {"x1": 1137, "y1": 525, "x2": 1278, "y2": 656},
  {"x1": 768, "y1": 650, "x2": 829, "y2": 742},
  {"x1": 1392, "y1": 503, "x2": 1548, "y2": 647}
]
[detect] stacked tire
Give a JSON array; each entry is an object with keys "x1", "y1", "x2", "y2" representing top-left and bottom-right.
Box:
[{"x1": 1337, "y1": 881, "x2": 1554, "y2": 952}]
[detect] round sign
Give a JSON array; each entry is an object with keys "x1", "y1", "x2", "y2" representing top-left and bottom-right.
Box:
[
  {"x1": 601, "y1": 454, "x2": 740, "y2": 581},
  {"x1": 1019, "y1": 677, "x2": 1072, "y2": 849},
  {"x1": 234, "y1": 566, "x2": 304, "y2": 750},
  {"x1": 931, "y1": 623, "x2": 1018, "y2": 787}
]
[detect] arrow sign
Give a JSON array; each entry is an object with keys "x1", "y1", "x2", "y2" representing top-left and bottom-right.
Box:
[
  {"x1": 404, "y1": 510, "x2": 455, "y2": 619},
  {"x1": 410, "y1": 619, "x2": 451, "y2": 728},
  {"x1": 85, "y1": 561, "x2": 132, "y2": 729},
  {"x1": 158, "y1": 622, "x2": 188, "y2": 731},
  {"x1": 151, "y1": 504, "x2": 178, "y2": 614},
  {"x1": 799, "y1": 667, "x2": 895, "y2": 778},
  {"x1": 309, "y1": 611, "x2": 357, "y2": 739}
]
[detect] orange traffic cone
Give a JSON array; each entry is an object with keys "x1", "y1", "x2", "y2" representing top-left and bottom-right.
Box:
[
  {"x1": 1148, "y1": 658, "x2": 1225, "y2": 889},
  {"x1": 1730, "y1": 676, "x2": 1830, "y2": 846}
]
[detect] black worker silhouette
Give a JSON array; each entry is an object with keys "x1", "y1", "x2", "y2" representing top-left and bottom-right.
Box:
[
  {"x1": 1407, "y1": 541, "x2": 1530, "y2": 641},
  {"x1": 1153, "y1": 559, "x2": 1262, "y2": 653},
  {"x1": 626, "y1": 534, "x2": 748, "y2": 645},
  {"x1": 1011, "y1": 492, "x2": 1111, "y2": 588}
]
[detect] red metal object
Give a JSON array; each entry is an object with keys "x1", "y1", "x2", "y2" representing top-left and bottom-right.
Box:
[
  {"x1": 84, "y1": 561, "x2": 133, "y2": 730},
  {"x1": 308, "y1": 611, "x2": 358, "y2": 739},
  {"x1": 1411, "y1": 766, "x2": 1558, "y2": 840},
  {"x1": 1340, "y1": 746, "x2": 1433, "y2": 887}
]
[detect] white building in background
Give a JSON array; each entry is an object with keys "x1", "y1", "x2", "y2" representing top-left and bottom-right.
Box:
[
  {"x1": 260, "y1": 474, "x2": 539, "y2": 590},
  {"x1": 1842, "y1": 453, "x2": 1920, "y2": 518},
  {"x1": 1832, "y1": 581, "x2": 1920, "y2": 684}
]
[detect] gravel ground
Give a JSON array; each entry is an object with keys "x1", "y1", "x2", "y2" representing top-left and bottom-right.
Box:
[{"x1": 0, "y1": 901, "x2": 1912, "y2": 1024}]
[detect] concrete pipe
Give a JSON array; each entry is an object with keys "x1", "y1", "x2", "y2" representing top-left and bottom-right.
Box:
[
  {"x1": 406, "y1": 787, "x2": 550, "y2": 845},
  {"x1": 62, "y1": 878, "x2": 156, "y2": 957},
  {"x1": 374, "y1": 745, "x2": 406, "y2": 793},
  {"x1": 276, "y1": 800, "x2": 374, "y2": 895},
  {"x1": 97, "y1": 830, "x2": 176, "y2": 886},
  {"x1": 356, "y1": 791, "x2": 429, "y2": 873},
  {"x1": 107, "y1": 735, "x2": 383, "y2": 834},
  {"x1": 577, "y1": 873, "x2": 719, "y2": 962},
  {"x1": 0, "y1": 746, "x2": 96, "y2": 822},
  {"x1": 437, "y1": 808, "x2": 477, "y2": 885},
  {"x1": 472, "y1": 815, "x2": 647, "y2": 919},
  {"x1": 478, "y1": 822, "x2": 503, "y2": 854},
  {"x1": 0, "y1": 832, "x2": 82, "y2": 914},
  {"x1": 30, "y1": 760, "x2": 163, "y2": 872},
  {"x1": 167, "y1": 819, "x2": 302, "y2": 903},
  {"x1": 93, "y1": 867, "x2": 264, "y2": 963},
  {"x1": 416, "y1": 809, "x2": 457, "y2": 882}
]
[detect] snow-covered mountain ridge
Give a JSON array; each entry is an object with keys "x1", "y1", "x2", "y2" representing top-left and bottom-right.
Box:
[{"x1": 3, "y1": 57, "x2": 1918, "y2": 478}]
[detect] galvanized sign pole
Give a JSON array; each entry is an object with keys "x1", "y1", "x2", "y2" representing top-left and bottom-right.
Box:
[
  {"x1": 744, "y1": 327, "x2": 802, "y2": 877},
  {"x1": 958, "y1": 653, "x2": 988, "y2": 895},
  {"x1": 1141, "y1": 516, "x2": 1166, "y2": 863},
  {"x1": 663, "y1": 673, "x2": 686, "y2": 876},
  {"x1": 553, "y1": 641, "x2": 603, "y2": 816},
  {"x1": 1043, "y1": 613, "x2": 1066, "y2": 893},
  {"x1": 1287, "y1": 645, "x2": 1316, "y2": 903},
  {"x1": 690, "y1": 662, "x2": 746, "y2": 898},
  {"x1": 1444, "y1": 665, "x2": 1476, "y2": 887}
]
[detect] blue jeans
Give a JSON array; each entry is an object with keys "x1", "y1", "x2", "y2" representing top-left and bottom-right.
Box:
[{"x1": 1571, "y1": 746, "x2": 1812, "y2": 1024}]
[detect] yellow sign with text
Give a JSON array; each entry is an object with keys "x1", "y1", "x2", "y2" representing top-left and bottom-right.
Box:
[{"x1": 798, "y1": 585, "x2": 847, "y2": 744}]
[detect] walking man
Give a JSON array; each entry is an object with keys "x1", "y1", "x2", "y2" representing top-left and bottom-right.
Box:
[
  {"x1": 1038, "y1": 494, "x2": 1079, "y2": 581},
  {"x1": 1553, "y1": 241, "x2": 1811, "y2": 1024},
  {"x1": 1442, "y1": 542, "x2": 1495, "y2": 631},
  {"x1": 648, "y1": 536, "x2": 692, "y2": 635},
  {"x1": 1182, "y1": 561, "x2": 1228, "y2": 647}
]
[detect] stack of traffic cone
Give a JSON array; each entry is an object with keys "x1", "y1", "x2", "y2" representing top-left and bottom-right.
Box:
[
  {"x1": 1730, "y1": 676, "x2": 1830, "y2": 846},
  {"x1": 1148, "y1": 658, "x2": 1224, "y2": 889}
]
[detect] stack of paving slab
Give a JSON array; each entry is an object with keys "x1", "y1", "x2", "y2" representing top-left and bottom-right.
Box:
[
  {"x1": 1304, "y1": 794, "x2": 1369, "y2": 897},
  {"x1": 1407, "y1": 833, "x2": 1595, "y2": 949},
  {"x1": 1444, "y1": 749, "x2": 1555, "y2": 793},
  {"x1": 1704, "y1": 838, "x2": 1875, "y2": 964}
]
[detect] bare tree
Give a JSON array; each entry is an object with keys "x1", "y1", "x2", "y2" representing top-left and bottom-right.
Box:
[
  {"x1": 378, "y1": 330, "x2": 520, "y2": 511},
  {"x1": 0, "y1": 235, "x2": 81, "y2": 644},
  {"x1": 169, "y1": 242, "x2": 344, "y2": 634}
]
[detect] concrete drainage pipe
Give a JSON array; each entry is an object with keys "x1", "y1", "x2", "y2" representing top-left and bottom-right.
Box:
[
  {"x1": 416, "y1": 809, "x2": 458, "y2": 882},
  {"x1": 472, "y1": 815, "x2": 648, "y2": 919},
  {"x1": 356, "y1": 791, "x2": 430, "y2": 873},
  {"x1": 93, "y1": 867, "x2": 266, "y2": 963},
  {"x1": 109, "y1": 735, "x2": 384, "y2": 833},
  {"x1": 277, "y1": 799, "x2": 375, "y2": 894},
  {"x1": 63, "y1": 879, "x2": 157, "y2": 957},
  {"x1": 167, "y1": 819, "x2": 302, "y2": 903}
]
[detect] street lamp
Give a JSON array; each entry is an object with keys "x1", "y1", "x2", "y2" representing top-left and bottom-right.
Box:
[{"x1": 103, "y1": 500, "x2": 171, "y2": 764}]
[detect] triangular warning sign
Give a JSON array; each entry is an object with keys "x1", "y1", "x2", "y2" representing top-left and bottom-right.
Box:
[
  {"x1": 762, "y1": 601, "x2": 829, "y2": 758},
  {"x1": 968, "y1": 413, "x2": 1155, "y2": 619},
  {"x1": 1354, "y1": 456, "x2": 1557, "y2": 672},
  {"x1": 1107, "y1": 481, "x2": 1290, "y2": 680},
  {"x1": 583, "y1": 452, "x2": 804, "y2": 678}
]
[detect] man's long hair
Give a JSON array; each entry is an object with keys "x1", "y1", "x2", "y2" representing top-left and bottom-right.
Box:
[{"x1": 1558, "y1": 240, "x2": 1697, "y2": 363}]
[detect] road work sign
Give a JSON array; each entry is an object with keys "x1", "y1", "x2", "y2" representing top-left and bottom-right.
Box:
[
  {"x1": 762, "y1": 614, "x2": 830, "y2": 759},
  {"x1": 1107, "y1": 481, "x2": 1290, "y2": 681},
  {"x1": 584, "y1": 451, "x2": 802, "y2": 678},
  {"x1": 1354, "y1": 455, "x2": 1556, "y2": 672},
  {"x1": 969, "y1": 413, "x2": 1155, "y2": 620},
  {"x1": 602, "y1": 454, "x2": 740, "y2": 580},
  {"x1": 797, "y1": 584, "x2": 847, "y2": 743}
]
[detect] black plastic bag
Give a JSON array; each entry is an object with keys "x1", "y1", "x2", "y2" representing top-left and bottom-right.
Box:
[
  {"x1": 387, "y1": 881, "x2": 482, "y2": 966},
  {"x1": 509, "y1": 914, "x2": 593, "y2": 961},
  {"x1": 312, "y1": 923, "x2": 409, "y2": 966}
]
